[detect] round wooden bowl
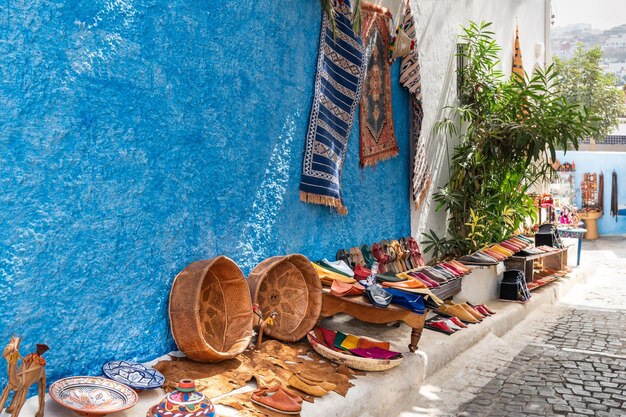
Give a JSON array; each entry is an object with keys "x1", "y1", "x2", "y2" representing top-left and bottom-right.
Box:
[
  {"x1": 169, "y1": 256, "x2": 254, "y2": 362},
  {"x1": 248, "y1": 254, "x2": 322, "y2": 342},
  {"x1": 307, "y1": 332, "x2": 403, "y2": 372}
]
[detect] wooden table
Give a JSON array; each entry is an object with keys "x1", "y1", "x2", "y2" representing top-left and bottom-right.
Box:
[
  {"x1": 319, "y1": 289, "x2": 426, "y2": 353},
  {"x1": 557, "y1": 227, "x2": 587, "y2": 266},
  {"x1": 504, "y1": 248, "x2": 567, "y2": 283}
]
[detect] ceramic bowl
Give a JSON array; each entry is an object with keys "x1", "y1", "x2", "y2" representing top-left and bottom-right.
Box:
[
  {"x1": 102, "y1": 360, "x2": 165, "y2": 390},
  {"x1": 49, "y1": 376, "x2": 138, "y2": 416}
]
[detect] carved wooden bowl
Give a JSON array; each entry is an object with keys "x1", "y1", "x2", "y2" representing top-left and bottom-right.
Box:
[
  {"x1": 248, "y1": 254, "x2": 322, "y2": 342},
  {"x1": 169, "y1": 256, "x2": 254, "y2": 362}
]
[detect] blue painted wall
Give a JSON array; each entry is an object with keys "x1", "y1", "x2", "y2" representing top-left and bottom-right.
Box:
[
  {"x1": 555, "y1": 151, "x2": 626, "y2": 235},
  {"x1": 0, "y1": 0, "x2": 411, "y2": 385}
]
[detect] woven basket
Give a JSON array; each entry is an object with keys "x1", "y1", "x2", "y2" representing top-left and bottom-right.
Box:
[
  {"x1": 248, "y1": 254, "x2": 322, "y2": 342},
  {"x1": 169, "y1": 256, "x2": 253, "y2": 362},
  {"x1": 307, "y1": 332, "x2": 403, "y2": 372}
]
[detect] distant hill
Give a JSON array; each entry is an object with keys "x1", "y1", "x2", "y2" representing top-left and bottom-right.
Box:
[{"x1": 552, "y1": 23, "x2": 626, "y2": 85}]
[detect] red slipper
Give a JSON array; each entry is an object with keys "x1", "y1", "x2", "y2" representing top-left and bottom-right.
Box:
[
  {"x1": 425, "y1": 320, "x2": 456, "y2": 335},
  {"x1": 449, "y1": 316, "x2": 468, "y2": 328}
]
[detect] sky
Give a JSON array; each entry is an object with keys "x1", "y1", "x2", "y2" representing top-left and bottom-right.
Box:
[{"x1": 552, "y1": 0, "x2": 626, "y2": 30}]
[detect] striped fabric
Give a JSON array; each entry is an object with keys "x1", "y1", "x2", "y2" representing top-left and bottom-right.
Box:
[
  {"x1": 512, "y1": 22, "x2": 524, "y2": 80},
  {"x1": 300, "y1": 0, "x2": 367, "y2": 215},
  {"x1": 398, "y1": 0, "x2": 431, "y2": 208}
]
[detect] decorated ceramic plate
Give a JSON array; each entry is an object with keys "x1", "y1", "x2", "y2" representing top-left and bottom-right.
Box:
[
  {"x1": 49, "y1": 376, "x2": 138, "y2": 416},
  {"x1": 102, "y1": 360, "x2": 165, "y2": 390}
]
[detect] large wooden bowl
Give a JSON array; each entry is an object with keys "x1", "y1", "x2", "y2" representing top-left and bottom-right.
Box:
[
  {"x1": 248, "y1": 254, "x2": 322, "y2": 342},
  {"x1": 169, "y1": 256, "x2": 253, "y2": 362}
]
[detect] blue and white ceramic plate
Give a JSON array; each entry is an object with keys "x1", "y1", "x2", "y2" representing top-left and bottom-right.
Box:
[{"x1": 102, "y1": 361, "x2": 165, "y2": 390}]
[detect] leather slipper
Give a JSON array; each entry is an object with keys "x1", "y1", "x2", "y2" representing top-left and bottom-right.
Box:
[{"x1": 252, "y1": 386, "x2": 303, "y2": 414}]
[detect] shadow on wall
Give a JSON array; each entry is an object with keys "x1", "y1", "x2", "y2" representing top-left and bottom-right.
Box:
[
  {"x1": 235, "y1": 112, "x2": 300, "y2": 273},
  {"x1": 411, "y1": 31, "x2": 458, "y2": 257}
]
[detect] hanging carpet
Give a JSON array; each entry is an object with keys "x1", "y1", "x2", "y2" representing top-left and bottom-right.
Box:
[
  {"x1": 397, "y1": 0, "x2": 431, "y2": 208},
  {"x1": 359, "y1": 4, "x2": 399, "y2": 167},
  {"x1": 300, "y1": 0, "x2": 367, "y2": 215}
]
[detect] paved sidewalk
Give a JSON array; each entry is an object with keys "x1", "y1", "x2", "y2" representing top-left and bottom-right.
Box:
[{"x1": 405, "y1": 237, "x2": 626, "y2": 417}]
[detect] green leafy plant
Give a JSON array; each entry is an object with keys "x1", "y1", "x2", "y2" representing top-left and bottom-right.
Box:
[
  {"x1": 423, "y1": 21, "x2": 602, "y2": 260},
  {"x1": 554, "y1": 45, "x2": 626, "y2": 142}
]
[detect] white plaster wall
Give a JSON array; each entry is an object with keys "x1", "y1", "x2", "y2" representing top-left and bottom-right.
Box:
[{"x1": 411, "y1": 0, "x2": 552, "y2": 259}]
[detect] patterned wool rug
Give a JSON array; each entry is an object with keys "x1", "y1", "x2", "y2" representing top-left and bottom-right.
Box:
[
  {"x1": 398, "y1": 0, "x2": 431, "y2": 208},
  {"x1": 359, "y1": 5, "x2": 398, "y2": 168},
  {"x1": 300, "y1": 0, "x2": 367, "y2": 215}
]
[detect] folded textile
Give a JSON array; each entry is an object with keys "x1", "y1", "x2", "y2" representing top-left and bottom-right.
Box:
[
  {"x1": 300, "y1": 0, "x2": 367, "y2": 214},
  {"x1": 333, "y1": 332, "x2": 349, "y2": 350},
  {"x1": 340, "y1": 334, "x2": 360, "y2": 350},
  {"x1": 349, "y1": 346, "x2": 402, "y2": 360},
  {"x1": 318, "y1": 327, "x2": 337, "y2": 349},
  {"x1": 384, "y1": 287, "x2": 425, "y2": 314},
  {"x1": 357, "y1": 338, "x2": 390, "y2": 351}
]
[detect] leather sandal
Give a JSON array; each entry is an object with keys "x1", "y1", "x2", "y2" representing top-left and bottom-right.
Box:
[
  {"x1": 336, "y1": 249, "x2": 353, "y2": 269},
  {"x1": 371, "y1": 243, "x2": 389, "y2": 272},
  {"x1": 349, "y1": 247, "x2": 366, "y2": 268},
  {"x1": 399, "y1": 237, "x2": 415, "y2": 269},
  {"x1": 406, "y1": 237, "x2": 425, "y2": 267},
  {"x1": 390, "y1": 240, "x2": 408, "y2": 272},
  {"x1": 381, "y1": 240, "x2": 397, "y2": 273},
  {"x1": 360, "y1": 244, "x2": 376, "y2": 268}
]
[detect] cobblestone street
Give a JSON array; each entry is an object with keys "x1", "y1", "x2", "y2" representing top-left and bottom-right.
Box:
[{"x1": 404, "y1": 237, "x2": 626, "y2": 417}]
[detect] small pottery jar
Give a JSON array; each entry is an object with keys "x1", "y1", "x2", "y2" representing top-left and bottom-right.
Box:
[{"x1": 147, "y1": 379, "x2": 217, "y2": 417}]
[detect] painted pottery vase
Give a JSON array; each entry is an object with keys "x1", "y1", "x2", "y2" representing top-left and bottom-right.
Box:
[
  {"x1": 49, "y1": 376, "x2": 139, "y2": 416},
  {"x1": 147, "y1": 379, "x2": 217, "y2": 417}
]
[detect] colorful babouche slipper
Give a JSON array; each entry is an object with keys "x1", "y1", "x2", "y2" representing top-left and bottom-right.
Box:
[
  {"x1": 435, "y1": 304, "x2": 479, "y2": 323},
  {"x1": 364, "y1": 284, "x2": 393, "y2": 308},
  {"x1": 384, "y1": 288, "x2": 425, "y2": 314},
  {"x1": 330, "y1": 280, "x2": 365, "y2": 297},
  {"x1": 251, "y1": 386, "x2": 303, "y2": 415},
  {"x1": 317, "y1": 259, "x2": 354, "y2": 277},
  {"x1": 425, "y1": 319, "x2": 456, "y2": 335}
]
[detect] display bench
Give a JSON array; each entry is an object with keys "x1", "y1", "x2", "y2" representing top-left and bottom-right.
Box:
[
  {"x1": 504, "y1": 248, "x2": 567, "y2": 283},
  {"x1": 318, "y1": 289, "x2": 426, "y2": 353}
]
